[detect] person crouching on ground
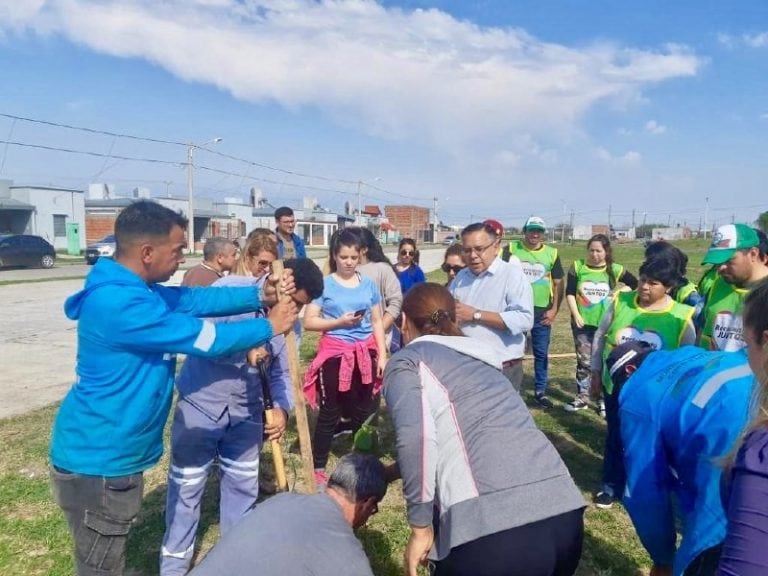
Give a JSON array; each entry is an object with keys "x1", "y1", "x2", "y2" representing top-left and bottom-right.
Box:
[{"x1": 188, "y1": 454, "x2": 386, "y2": 576}]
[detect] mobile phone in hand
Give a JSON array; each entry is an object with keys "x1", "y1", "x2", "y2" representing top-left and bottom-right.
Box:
[{"x1": 354, "y1": 309, "x2": 366, "y2": 318}]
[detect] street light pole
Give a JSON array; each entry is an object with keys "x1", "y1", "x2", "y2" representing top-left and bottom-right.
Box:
[
  {"x1": 356, "y1": 180, "x2": 362, "y2": 226},
  {"x1": 355, "y1": 177, "x2": 381, "y2": 226},
  {"x1": 187, "y1": 137, "x2": 222, "y2": 253}
]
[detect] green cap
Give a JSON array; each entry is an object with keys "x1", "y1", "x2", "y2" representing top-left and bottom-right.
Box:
[{"x1": 702, "y1": 224, "x2": 759, "y2": 265}]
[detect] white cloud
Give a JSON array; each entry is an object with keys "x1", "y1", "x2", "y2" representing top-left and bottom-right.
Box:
[
  {"x1": 0, "y1": 0, "x2": 704, "y2": 151},
  {"x1": 594, "y1": 147, "x2": 641, "y2": 165},
  {"x1": 493, "y1": 150, "x2": 521, "y2": 168},
  {"x1": 717, "y1": 33, "x2": 736, "y2": 49},
  {"x1": 717, "y1": 31, "x2": 768, "y2": 49},
  {"x1": 644, "y1": 120, "x2": 667, "y2": 135},
  {"x1": 744, "y1": 32, "x2": 768, "y2": 48}
]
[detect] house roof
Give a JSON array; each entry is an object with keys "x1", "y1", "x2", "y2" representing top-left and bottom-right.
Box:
[
  {"x1": 0, "y1": 198, "x2": 34, "y2": 211},
  {"x1": 363, "y1": 205, "x2": 382, "y2": 216}
]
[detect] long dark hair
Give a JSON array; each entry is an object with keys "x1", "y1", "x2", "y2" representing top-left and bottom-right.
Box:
[
  {"x1": 402, "y1": 283, "x2": 463, "y2": 337},
  {"x1": 587, "y1": 234, "x2": 617, "y2": 288},
  {"x1": 328, "y1": 229, "x2": 364, "y2": 273},
  {"x1": 348, "y1": 226, "x2": 392, "y2": 265}
]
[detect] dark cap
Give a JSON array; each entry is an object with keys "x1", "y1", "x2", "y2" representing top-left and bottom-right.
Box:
[{"x1": 605, "y1": 340, "x2": 655, "y2": 387}]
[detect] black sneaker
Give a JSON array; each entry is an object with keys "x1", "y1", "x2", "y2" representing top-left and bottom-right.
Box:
[
  {"x1": 534, "y1": 394, "x2": 554, "y2": 409},
  {"x1": 594, "y1": 491, "x2": 615, "y2": 509}
]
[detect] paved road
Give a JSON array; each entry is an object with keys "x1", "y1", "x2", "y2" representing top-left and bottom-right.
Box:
[{"x1": 0, "y1": 247, "x2": 449, "y2": 419}]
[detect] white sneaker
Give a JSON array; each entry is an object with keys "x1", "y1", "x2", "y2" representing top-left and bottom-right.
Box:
[{"x1": 564, "y1": 396, "x2": 590, "y2": 412}]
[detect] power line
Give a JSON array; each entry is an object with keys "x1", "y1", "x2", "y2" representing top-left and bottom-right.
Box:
[
  {"x1": 0, "y1": 140, "x2": 183, "y2": 166},
  {"x1": 1, "y1": 111, "x2": 357, "y2": 183},
  {"x1": 0, "y1": 112, "x2": 188, "y2": 147}
]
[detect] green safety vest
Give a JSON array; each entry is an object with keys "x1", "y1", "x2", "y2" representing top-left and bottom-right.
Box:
[
  {"x1": 698, "y1": 276, "x2": 748, "y2": 352},
  {"x1": 509, "y1": 241, "x2": 559, "y2": 308},
  {"x1": 698, "y1": 267, "x2": 719, "y2": 299},
  {"x1": 675, "y1": 280, "x2": 698, "y2": 304},
  {"x1": 602, "y1": 291, "x2": 694, "y2": 394},
  {"x1": 573, "y1": 260, "x2": 625, "y2": 327}
]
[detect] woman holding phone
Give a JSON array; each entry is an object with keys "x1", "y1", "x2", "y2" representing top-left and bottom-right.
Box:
[{"x1": 303, "y1": 229, "x2": 388, "y2": 487}]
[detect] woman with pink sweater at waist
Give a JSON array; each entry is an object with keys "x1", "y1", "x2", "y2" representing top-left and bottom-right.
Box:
[{"x1": 303, "y1": 229, "x2": 387, "y2": 488}]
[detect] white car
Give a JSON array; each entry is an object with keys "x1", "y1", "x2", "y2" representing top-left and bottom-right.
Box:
[{"x1": 85, "y1": 234, "x2": 116, "y2": 265}]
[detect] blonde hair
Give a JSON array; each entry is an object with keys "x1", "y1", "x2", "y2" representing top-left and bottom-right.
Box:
[{"x1": 235, "y1": 231, "x2": 278, "y2": 277}]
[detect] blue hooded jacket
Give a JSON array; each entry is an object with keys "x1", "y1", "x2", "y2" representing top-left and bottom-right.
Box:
[
  {"x1": 50, "y1": 258, "x2": 274, "y2": 476},
  {"x1": 619, "y1": 346, "x2": 755, "y2": 575}
]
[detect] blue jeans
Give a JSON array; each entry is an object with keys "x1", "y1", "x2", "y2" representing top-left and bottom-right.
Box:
[{"x1": 531, "y1": 308, "x2": 552, "y2": 396}]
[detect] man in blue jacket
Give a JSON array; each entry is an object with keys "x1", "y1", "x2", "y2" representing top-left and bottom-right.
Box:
[
  {"x1": 50, "y1": 200, "x2": 298, "y2": 576},
  {"x1": 274, "y1": 206, "x2": 306, "y2": 259},
  {"x1": 606, "y1": 341, "x2": 755, "y2": 576}
]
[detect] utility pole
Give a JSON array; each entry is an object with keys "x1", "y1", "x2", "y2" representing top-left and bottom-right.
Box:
[
  {"x1": 561, "y1": 201, "x2": 567, "y2": 243},
  {"x1": 569, "y1": 210, "x2": 575, "y2": 244},
  {"x1": 642, "y1": 212, "x2": 648, "y2": 240},
  {"x1": 608, "y1": 204, "x2": 612, "y2": 236},
  {"x1": 631, "y1": 209, "x2": 636, "y2": 229},
  {"x1": 356, "y1": 181, "x2": 362, "y2": 226},
  {"x1": 187, "y1": 145, "x2": 194, "y2": 252},
  {"x1": 704, "y1": 196, "x2": 710, "y2": 239},
  {"x1": 432, "y1": 196, "x2": 438, "y2": 243},
  {"x1": 187, "y1": 137, "x2": 222, "y2": 254}
]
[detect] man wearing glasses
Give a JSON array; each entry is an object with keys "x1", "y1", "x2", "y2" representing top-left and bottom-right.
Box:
[
  {"x1": 449, "y1": 222, "x2": 534, "y2": 391},
  {"x1": 274, "y1": 206, "x2": 307, "y2": 259}
]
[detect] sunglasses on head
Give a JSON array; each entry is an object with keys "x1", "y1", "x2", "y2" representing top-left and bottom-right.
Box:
[
  {"x1": 441, "y1": 263, "x2": 464, "y2": 274},
  {"x1": 400, "y1": 250, "x2": 414, "y2": 256}
]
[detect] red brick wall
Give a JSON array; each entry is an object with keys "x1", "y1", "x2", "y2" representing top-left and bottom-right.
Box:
[
  {"x1": 85, "y1": 215, "x2": 116, "y2": 244},
  {"x1": 384, "y1": 205, "x2": 430, "y2": 241}
]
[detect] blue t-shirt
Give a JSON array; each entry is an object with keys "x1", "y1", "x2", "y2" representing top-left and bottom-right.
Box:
[
  {"x1": 397, "y1": 265, "x2": 426, "y2": 294},
  {"x1": 312, "y1": 273, "x2": 381, "y2": 343}
]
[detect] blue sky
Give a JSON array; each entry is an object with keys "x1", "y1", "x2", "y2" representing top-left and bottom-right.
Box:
[{"x1": 0, "y1": 0, "x2": 766, "y2": 230}]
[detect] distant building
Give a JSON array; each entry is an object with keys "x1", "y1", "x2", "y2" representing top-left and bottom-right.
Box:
[
  {"x1": 572, "y1": 224, "x2": 610, "y2": 241},
  {"x1": 613, "y1": 228, "x2": 636, "y2": 241},
  {"x1": 385, "y1": 205, "x2": 430, "y2": 242},
  {"x1": 0, "y1": 179, "x2": 86, "y2": 251},
  {"x1": 651, "y1": 227, "x2": 692, "y2": 241},
  {"x1": 84, "y1": 184, "x2": 239, "y2": 250}
]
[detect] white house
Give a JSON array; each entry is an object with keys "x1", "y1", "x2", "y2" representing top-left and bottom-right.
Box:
[{"x1": 0, "y1": 179, "x2": 86, "y2": 250}]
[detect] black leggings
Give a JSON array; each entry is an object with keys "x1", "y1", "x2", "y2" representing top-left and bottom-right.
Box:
[
  {"x1": 312, "y1": 353, "x2": 376, "y2": 469},
  {"x1": 432, "y1": 508, "x2": 585, "y2": 576}
]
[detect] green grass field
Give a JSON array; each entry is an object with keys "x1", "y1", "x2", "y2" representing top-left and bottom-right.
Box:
[{"x1": 0, "y1": 239, "x2": 713, "y2": 575}]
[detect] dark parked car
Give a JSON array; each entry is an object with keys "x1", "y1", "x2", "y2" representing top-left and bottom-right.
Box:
[
  {"x1": 0, "y1": 234, "x2": 56, "y2": 269},
  {"x1": 85, "y1": 234, "x2": 116, "y2": 265}
]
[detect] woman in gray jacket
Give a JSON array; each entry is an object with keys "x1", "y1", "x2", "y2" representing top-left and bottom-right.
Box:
[{"x1": 384, "y1": 283, "x2": 585, "y2": 576}]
